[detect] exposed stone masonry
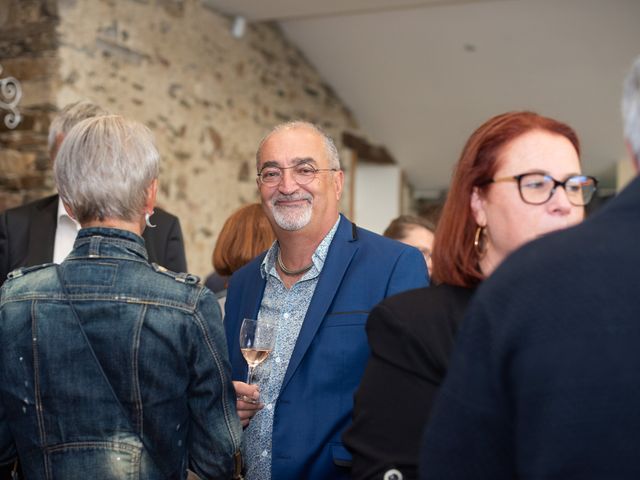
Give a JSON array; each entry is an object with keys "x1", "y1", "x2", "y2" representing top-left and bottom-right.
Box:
[
  {"x1": 0, "y1": 0, "x2": 59, "y2": 211},
  {"x1": 0, "y1": 0, "x2": 359, "y2": 277}
]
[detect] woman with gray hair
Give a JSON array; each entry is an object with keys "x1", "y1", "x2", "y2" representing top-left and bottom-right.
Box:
[{"x1": 0, "y1": 115, "x2": 242, "y2": 479}]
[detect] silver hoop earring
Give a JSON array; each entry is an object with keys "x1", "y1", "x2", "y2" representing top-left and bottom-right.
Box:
[{"x1": 145, "y1": 210, "x2": 157, "y2": 228}]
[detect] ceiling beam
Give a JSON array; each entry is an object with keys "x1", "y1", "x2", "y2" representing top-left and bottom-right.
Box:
[{"x1": 202, "y1": 0, "x2": 512, "y2": 22}]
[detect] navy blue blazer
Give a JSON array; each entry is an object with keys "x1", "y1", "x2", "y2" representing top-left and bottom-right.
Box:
[{"x1": 224, "y1": 215, "x2": 429, "y2": 479}]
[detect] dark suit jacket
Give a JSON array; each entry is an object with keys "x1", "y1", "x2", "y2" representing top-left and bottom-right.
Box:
[
  {"x1": 343, "y1": 284, "x2": 475, "y2": 479},
  {"x1": 0, "y1": 194, "x2": 187, "y2": 284},
  {"x1": 224, "y1": 215, "x2": 429, "y2": 480},
  {"x1": 421, "y1": 175, "x2": 640, "y2": 479}
]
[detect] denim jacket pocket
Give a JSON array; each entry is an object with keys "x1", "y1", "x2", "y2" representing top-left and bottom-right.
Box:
[{"x1": 44, "y1": 435, "x2": 143, "y2": 480}]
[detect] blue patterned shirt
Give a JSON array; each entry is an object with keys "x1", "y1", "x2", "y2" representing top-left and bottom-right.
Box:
[{"x1": 242, "y1": 216, "x2": 341, "y2": 480}]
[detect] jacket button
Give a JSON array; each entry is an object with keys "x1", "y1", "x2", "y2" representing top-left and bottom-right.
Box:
[{"x1": 383, "y1": 469, "x2": 403, "y2": 480}]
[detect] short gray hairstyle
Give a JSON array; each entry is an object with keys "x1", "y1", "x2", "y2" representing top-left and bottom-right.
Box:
[
  {"x1": 54, "y1": 115, "x2": 160, "y2": 224},
  {"x1": 255, "y1": 121, "x2": 341, "y2": 171},
  {"x1": 47, "y1": 100, "x2": 108, "y2": 155},
  {"x1": 622, "y1": 55, "x2": 640, "y2": 165}
]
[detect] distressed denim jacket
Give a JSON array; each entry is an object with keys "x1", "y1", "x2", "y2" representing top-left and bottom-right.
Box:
[{"x1": 0, "y1": 228, "x2": 242, "y2": 480}]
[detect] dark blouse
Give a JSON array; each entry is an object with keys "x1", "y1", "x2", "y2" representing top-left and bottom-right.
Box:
[{"x1": 343, "y1": 284, "x2": 475, "y2": 480}]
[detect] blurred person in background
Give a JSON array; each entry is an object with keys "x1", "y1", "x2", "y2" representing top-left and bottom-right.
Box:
[
  {"x1": 383, "y1": 215, "x2": 436, "y2": 274},
  {"x1": 343, "y1": 111, "x2": 597, "y2": 480},
  {"x1": 0, "y1": 100, "x2": 187, "y2": 286},
  {"x1": 207, "y1": 203, "x2": 276, "y2": 311}
]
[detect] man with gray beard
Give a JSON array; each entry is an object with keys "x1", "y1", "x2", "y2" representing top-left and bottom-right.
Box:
[{"x1": 223, "y1": 121, "x2": 429, "y2": 480}]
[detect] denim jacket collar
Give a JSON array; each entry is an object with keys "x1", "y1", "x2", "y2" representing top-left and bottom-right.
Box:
[{"x1": 68, "y1": 227, "x2": 148, "y2": 262}]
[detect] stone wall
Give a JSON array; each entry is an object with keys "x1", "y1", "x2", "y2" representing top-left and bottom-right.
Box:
[
  {"x1": 0, "y1": 0, "x2": 59, "y2": 211},
  {"x1": 0, "y1": 0, "x2": 359, "y2": 277}
]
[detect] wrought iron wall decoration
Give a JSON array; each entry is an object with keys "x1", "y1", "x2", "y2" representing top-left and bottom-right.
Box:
[{"x1": 0, "y1": 64, "x2": 22, "y2": 129}]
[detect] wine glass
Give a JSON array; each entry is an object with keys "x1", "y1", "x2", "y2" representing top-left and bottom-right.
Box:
[{"x1": 239, "y1": 318, "x2": 276, "y2": 384}]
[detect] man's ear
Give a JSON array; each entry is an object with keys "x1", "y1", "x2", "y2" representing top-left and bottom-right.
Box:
[
  {"x1": 333, "y1": 169, "x2": 344, "y2": 200},
  {"x1": 470, "y1": 186, "x2": 487, "y2": 227},
  {"x1": 50, "y1": 132, "x2": 66, "y2": 162}
]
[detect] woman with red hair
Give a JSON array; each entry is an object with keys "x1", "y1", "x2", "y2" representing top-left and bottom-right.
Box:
[
  {"x1": 343, "y1": 111, "x2": 598, "y2": 480},
  {"x1": 208, "y1": 203, "x2": 275, "y2": 311}
]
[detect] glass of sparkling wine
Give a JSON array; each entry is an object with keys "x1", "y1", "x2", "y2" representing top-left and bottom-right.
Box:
[{"x1": 239, "y1": 318, "x2": 276, "y2": 384}]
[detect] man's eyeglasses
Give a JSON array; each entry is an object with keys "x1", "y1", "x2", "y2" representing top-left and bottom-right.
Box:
[
  {"x1": 484, "y1": 172, "x2": 598, "y2": 206},
  {"x1": 257, "y1": 163, "x2": 338, "y2": 186}
]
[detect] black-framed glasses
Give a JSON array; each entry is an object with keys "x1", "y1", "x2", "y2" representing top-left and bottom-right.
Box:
[
  {"x1": 485, "y1": 172, "x2": 598, "y2": 206},
  {"x1": 257, "y1": 163, "x2": 338, "y2": 186}
]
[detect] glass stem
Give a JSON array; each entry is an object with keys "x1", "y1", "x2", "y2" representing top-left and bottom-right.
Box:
[{"x1": 246, "y1": 366, "x2": 254, "y2": 385}]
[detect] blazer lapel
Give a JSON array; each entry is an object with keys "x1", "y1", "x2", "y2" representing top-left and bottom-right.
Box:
[
  {"x1": 280, "y1": 216, "x2": 359, "y2": 391},
  {"x1": 25, "y1": 195, "x2": 58, "y2": 266},
  {"x1": 246, "y1": 265, "x2": 267, "y2": 320},
  {"x1": 233, "y1": 255, "x2": 268, "y2": 342}
]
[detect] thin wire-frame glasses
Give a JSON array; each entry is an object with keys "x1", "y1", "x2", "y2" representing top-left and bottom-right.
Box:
[
  {"x1": 257, "y1": 163, "x2": 338, "y2": 186},
  {"x1": 487, "y1": 172, "x2": 598, "y2": 206}
]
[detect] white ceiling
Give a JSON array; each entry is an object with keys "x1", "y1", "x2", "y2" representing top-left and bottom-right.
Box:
[{"x1": 204, "y1": 0, "x2": 640, "y2": 197}]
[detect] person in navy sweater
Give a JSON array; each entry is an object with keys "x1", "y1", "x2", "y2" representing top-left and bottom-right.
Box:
[{"x1": 421, "y1": 54, "x2": 640, "y2": 480}]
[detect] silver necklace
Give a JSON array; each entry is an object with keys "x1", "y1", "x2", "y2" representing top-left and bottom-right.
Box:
[{"x1": 277, "y1": 250, "x2": 313, "y2": 276}]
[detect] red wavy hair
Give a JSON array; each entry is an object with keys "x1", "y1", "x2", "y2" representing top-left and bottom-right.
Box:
[
  {"x1": 213, "y1": 203, "x2": 275, "y2": 277},
  {"x1": 431, "y1": 111, "x2": 580, "y2": 287}
]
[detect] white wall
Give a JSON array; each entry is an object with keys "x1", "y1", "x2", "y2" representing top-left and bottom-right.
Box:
[{"x1": 354, "y1": 164, "x2": 401, "y2": 234}]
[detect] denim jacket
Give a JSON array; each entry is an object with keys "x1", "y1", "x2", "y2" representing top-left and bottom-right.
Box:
[{"x1": 0, "y1": 228, "x2": 242, "y2": 479}]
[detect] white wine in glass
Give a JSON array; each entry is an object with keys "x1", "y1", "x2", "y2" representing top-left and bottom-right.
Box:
[{"x1": 239, "y1": 318, "x2": 276, "y2": 384}]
